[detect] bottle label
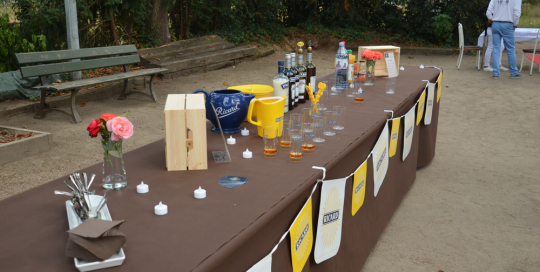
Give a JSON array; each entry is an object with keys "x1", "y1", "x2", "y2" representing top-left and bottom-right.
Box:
[
  {"x1": 300, "y1": 72, "x2": 307, "y2": 77},
  {"x1": 278, "y1": 66, "x2": 284, "y2": 74},
  {"x1": 348, "y1": 64, "x2": 354, "y2": 81},
  {"x1": 310, "y1": 76, "x2": 317, "y2": 89},
  {"x1": 298, "y1": 79, "x2": 306, "y2": 98},
  {"x1": 335, "y1": 57, "x2": 348, "y2": 70},
  {"x1": 308, "y1": 53, "x2": 312, "y2": 61},
  {"x1": 281, "y1": 82, "x2": 289, "y2": 89}
]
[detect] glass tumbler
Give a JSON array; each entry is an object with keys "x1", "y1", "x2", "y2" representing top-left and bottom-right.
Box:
[
  {"x1": 313, "y1": 116, "x2": 326, "y2": 144},
  {"x1": 289, "y1": 129, "x2": 304, "y2": 162},
  {"x1": 346, "y1": 82, "x2": 356, "y2": 99},
  {"x1": 324, "y1": 111, "x2": 337, "y2": 138},
  {"x1": 317, "y1": 85, "x2": 328, "y2": 111},
  {"x1": 333, "y1": 106, "x2": 345, "y2": 132},
  {"x1": 279, "y1": 120, "x2": 292, "y2": 149},
  {"x1": 302, "y1": 108, "x2": 312, "y2": 124},
  {"x1": 290, "y1": 113, "x2": 303, "y2": 130},
  {"x1": 310, "y1": 101, "x2": 322, "y2": 117},
  {"x1": 302, "y1": 123, "x2": 316, "y2": 153},
  {"x1": 386, "y1": 77, "x2": 396, "y2": 95},
  {"x1": 263, "y1": 126, "x2": 278, "y2": 157},
  {"x1": 355, "y1": 86, "x2": 365, "y2": 104}
]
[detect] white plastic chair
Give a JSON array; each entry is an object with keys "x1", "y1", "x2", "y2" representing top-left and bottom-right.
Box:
[
  {"x1": 457, "y1": 23, "x2": 482, "y2": 70},
  {"x1": 519, "y1": 29, "x2": 540, "y2": 76}
]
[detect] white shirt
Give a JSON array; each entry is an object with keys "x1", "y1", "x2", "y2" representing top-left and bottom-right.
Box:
[{"x1": 487, "y1": 0, "x2": 522, "y2": 26}]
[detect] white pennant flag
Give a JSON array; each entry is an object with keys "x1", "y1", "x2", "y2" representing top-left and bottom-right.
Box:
[
  {"x1": 424, "y1": 83, "x2": 435, "y2": 125},
  {"x1": 372, "y1": 122, "x2": 389, "y2": 197},
  {"x1": 246, "y1": 254, "x2": 272, "y2": 272},
  {"x1": 402, "y1": 106, "x2": 415, "y2": 161},
  {"x1": 314, "y1": 178, "x2": 347, "y2": 263}
]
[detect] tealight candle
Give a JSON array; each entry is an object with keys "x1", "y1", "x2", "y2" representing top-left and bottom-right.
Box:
[
  {"x1": 154, "y1": 201, "x2": 168, "y2": 215},
  {"x1": 194, "y1": 186, "x2": 206, "y2": 199},
  {"x1": 227, "y1": 135, "x2": 236, "y2": 145},
  {"x1": 137, "y1": 181, "x2": 149, "y2": 194},
  {"x1": 243, "y1": 148, "x2": 252, "y2": 159},
  {"x1": 420, "y1": 64, "x2": 425, "y2": 69},
  {"x1": 400, "y1": 66, "x2": 405, "y2": 70},
  {"x1": 241, "y1": 127, "x2": 249, "y2": 136}
]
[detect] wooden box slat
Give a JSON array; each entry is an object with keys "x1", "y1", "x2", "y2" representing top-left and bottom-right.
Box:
[
  {"x1": 186, "y1": 94, "x2": 207, "y2": 170},
  {"x1": 358, "y1": 45, "x2": 401, "y2": 77}
]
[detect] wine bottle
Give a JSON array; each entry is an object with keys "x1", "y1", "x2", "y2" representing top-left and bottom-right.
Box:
[
  {"x1": 284, "y1": 54, "x2": 295, "y2": 110},
  {"x1": 273, "y1": 60, "x2": 289, "y2": 113},
  {"x1": 296, "y1": 42, "x2": 307, "y2": 104},
  {"x1": 305, "y1": 40, "x2": 316, "y2": 96},
  {"x1": 290, "y1": 53, "x2": 299, "y2": 107}
]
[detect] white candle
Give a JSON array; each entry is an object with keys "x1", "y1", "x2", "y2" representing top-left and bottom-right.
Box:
[
  {"x1": 154, "y1": 201, "x2": 168, "y2": 215},
  {"x1": 194, "y1": 186, "x2": 206, "y2": 199},
  {"x1": 243, "y1": 149, "x2": 252, "y2": 159},
  {"x1": 137, "y1": 181, "x2": 149, "y2": 194},
  {"x1": 241, "y1": 127, "x2": 249, "y2": 136},
  {"x1": 227, "y1": 136, "x2": 236, "y2": 145}
]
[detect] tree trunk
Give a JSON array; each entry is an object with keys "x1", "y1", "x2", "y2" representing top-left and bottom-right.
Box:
[
  {"x1": 146, "y1": 0, "x2": 171, "y2": 46},
  {"x1": 109, "y1": 10, "x2": 119, "y2": 45}
]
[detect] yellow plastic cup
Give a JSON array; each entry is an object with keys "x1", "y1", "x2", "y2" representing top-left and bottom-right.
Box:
[{"x1": 247, "y1": 97, "x2": 285, "y2": 138}]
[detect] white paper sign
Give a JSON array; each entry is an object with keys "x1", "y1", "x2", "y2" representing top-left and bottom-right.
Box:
[
  {"x1": 246, "y1": 254, "x2": 272, "y2": 272},
  {"x1": 384, "y1": 51, "x2": 398, "y2": 78},
  {"x1": 372, "y1": 122, "x2": 389, "y2": 197},
  {"x1": 424, "y1": 83, "x2": 435, "y2": 125},
  {"x1": 402, "y1": 106, "x2": 415, "y2": 161},
  {"x1": 314, "y1": 178, "x2": 347, "y2": 264}
]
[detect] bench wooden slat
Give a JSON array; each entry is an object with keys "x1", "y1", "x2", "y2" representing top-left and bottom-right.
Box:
[
  {"x1": 20, "y1": 55, "x2": 141, "y2": 78},
  {"x1": 16, "y1": 45, "x2": 137, "y2": 65},
  {"x1": 33, "y1": 68, "x2": 168, "y2": 91}
]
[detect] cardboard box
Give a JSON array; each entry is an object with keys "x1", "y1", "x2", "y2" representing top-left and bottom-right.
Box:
[
  {"x1": 164, "y1": 94, "x2": 207, "y2": 171},
  {"x1": 358, "y1": 45, "x2": 401, "y2": 77}
]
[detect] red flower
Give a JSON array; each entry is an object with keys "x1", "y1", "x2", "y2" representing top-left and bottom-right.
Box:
[
  {"x1": 100, "y1": 113, "x2": 118, "y2": 122},
  {"x1": 87, "y1": 119, "x2": 102, "y2": 138}
]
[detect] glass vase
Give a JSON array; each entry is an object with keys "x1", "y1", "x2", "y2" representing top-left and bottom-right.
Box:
[
  {"x1": 102, "y1": 138, "x2": 127, "y2": 190},
  {"x1": 365, "y1": 60, "x2": 376, "y2": 86}
]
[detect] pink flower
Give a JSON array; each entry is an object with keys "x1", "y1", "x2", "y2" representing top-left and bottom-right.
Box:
[{"x1": 106, "y1": 117, "x2": 134, "y2": 141}]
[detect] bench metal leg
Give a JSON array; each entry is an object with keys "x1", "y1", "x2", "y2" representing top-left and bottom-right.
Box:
[
  {"x1": 118, "y1": 79, "x2": 129, "y2": 100},
  {"x1": 149, "y1": 75, "x2": 158, "y2": 102},
  {"x1": 69, "y1": 89, "x2": 82, "y2": 123},
  {"x1": 34, "y1": 90, "x2": 48, "y2": 119},
  {"x1": 34, "y1": 89, "x2": 82, "y2": 123}
]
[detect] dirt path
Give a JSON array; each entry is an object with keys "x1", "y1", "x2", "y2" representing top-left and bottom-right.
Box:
[{"x1": 1, "y1": 47, "x2": 539, "y2": 271}]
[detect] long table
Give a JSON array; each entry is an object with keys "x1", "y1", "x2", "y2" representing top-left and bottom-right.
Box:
[
  {"x1": 477, "y1": 28, "x2": 540, "y2": 46},
  {"x1": 0, "y1": 67, "x2": 441, "y2": 272}
]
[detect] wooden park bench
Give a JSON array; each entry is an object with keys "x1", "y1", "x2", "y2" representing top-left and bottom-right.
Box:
[{"x1": 15, "y1": 45, "x2": 168, "y2": 123}]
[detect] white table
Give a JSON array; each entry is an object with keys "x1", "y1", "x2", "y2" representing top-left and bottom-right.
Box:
[{"x1": 477, "y1": 28, "x2": 540, "y2": 46}]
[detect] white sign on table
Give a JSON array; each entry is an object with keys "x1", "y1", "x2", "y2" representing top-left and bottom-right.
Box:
[{"x1": 384, "y1": 51, "x2": 398, "y2": 78}]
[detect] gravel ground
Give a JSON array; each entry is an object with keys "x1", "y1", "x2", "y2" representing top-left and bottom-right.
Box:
[{"x1": 1, "y1": 45, "x2": 539, "y2": 271}]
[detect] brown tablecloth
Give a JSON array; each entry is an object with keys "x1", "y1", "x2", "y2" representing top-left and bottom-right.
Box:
[{"x1": 0, "y1": 67, "x2": 441, "y2": 272}]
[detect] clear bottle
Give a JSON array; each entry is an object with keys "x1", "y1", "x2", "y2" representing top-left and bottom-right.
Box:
[
  {"x1": 290, "y1": 53, "x2": 299, "y2": 107},
  {"x1": 305, "y1": 40, "x2": 316, "y2": 95},
  {"x1": 358, "y1": 60, "x2": 366, "y2": 82},
  {"x1": 335, "y1": 42, "x2": 348, "y2": 90},
  {"x1": 284, "y1": 54, "x2": 295, "y2": 110},
  {"x1": 296, "y1": 42, "x2": 307, "y2": 104},
  {"x1": 273, "y1": 60, "x2": 289, "y2": 113}
]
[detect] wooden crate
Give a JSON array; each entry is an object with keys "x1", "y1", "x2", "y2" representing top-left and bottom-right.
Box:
[
  {"x1": 164, "y1": 94, "x2": 208, "y2": 171},
  {"x1": 358, "y1": 45, "x2": 401, "y2": 77}
]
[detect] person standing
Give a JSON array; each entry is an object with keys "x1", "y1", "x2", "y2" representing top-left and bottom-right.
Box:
[
  {"x1": 487, "y1": 0, "x2": 523, "y2": 79},
  {"x1": 477, "y1": 3, "x2": 508, "y2": 72}
]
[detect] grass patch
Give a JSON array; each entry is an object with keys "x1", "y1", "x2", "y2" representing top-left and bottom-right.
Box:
[{"x1": 518, "y1": 4, "x2": 540, "y2": 28}]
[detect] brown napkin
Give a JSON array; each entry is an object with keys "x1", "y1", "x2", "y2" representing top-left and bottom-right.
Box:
[{"x1": 66, "y1": 219, "x2": 127, "y2": 262}]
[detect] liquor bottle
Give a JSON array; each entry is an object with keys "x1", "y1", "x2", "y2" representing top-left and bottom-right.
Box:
[
  {"x1": 296, "y1": 42, "x2": 307, "y2": 104},
  {"x1": 335, "y1": 42, "x2": 348, "y2": 89},
  {"x1": 305, "y1": 40, "x2": 316, "y2": 95},
  {"x1": 273, "y1": 60, "x2": 289, "y2": 113},
  {"x1": 284, "y1": 54, "x2": 295, "y2": 110},
  {"x1": 290, "y1": 53, "x2": 299, "y2": 107}
]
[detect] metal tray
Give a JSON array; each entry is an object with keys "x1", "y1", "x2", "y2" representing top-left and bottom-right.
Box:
[{"x1": 66, "y1": 195, "x2": 126, "y2": 272}]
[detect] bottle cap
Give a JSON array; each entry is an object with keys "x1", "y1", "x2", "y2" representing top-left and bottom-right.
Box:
[
  {"x1": 339, "y1": 42, "x2": 345, "y2": 46},
  {"x1": 243, "y1": 149, "x2": 253, "y2": 159},
  {"x1": 154, "y1": 201, "x2": 168, "y2": 215},
  {"x1": 227, "y1": 135, "x2": 236, "y2": 145},
  {"x1": 241, "y1": 127, "x2": 249, "y2": 136},
  {"x1": 194, "y1": 186, "x2": 206, "y2": 199},
  {"x1": 297, "y1": 41, "x2": 304, "y2": 47},
  {"x1": 347, "y1": 49, "x2": 352, "y2": 54},
  {"x1": 137, "y1": 181, "x2": 149, "y2": 194},
  {"x1": 278, "y1": 60, "x2": 284, "y2": 66}
]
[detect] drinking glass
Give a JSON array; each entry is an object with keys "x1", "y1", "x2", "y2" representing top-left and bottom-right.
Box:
[
  {"x1": 386, "y1": 77, "x2": 396, "y2": 95},
  {"x1": 316, "y1": 83, "x2": 329, "y2": 111},
  {"x1": 289, "y1": 129, "x2": 304, "y2": 162},
  {"x1": 302, "y1": 108, "x2": 312, "y2": 124},
  {"x1": 324, "y1": 111, "x2": 337, "y2": 138},
  {"x1": 313, "y1": 116, "x2": 326, "y2": 145},
  {"x1": 346, "y1": 82, "x2": 356, "y2": 99},
  {"x1": 333, "y1": 106, "x2": 345, "y2": 132},
  {"x1": 302, "y1": 123, "x2": 316, "y2": 153},
  {"x1": 290, "y1": 113, "x2": 303, "y2": 130},
  {"x1": 263, "y1": 126, "x2": 278, "y2": 157},
  {"x1": 310, "y1": 101, "x2": 322, "y2": 117},
  {"x1": 279, "y1": 120, "x2": 292, "y2": 149},
  {"x1": 355, "y1": 85, "x2": 365, "y2": 104}
]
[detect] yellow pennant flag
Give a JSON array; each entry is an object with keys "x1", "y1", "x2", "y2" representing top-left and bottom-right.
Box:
[
  {"x1": 416, "y1": 90, "x2": 426, "y2": 126},
  {"x1": 389, "y1": 118, "x2": 400, "y2": 158},
  {"x1": 290, "y1": 197, "x2": 313, "y2": 272},
  {"x1": 352, "y1": 160, "x2": 367, "y2": 216},
  {"x1": 437, "y1": 71, "x2": 443, "y2": 102}
]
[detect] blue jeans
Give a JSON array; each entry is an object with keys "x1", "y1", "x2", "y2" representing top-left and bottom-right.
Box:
[{"x1": 492, "y1": 22, "x2": 519, "y2": 77}]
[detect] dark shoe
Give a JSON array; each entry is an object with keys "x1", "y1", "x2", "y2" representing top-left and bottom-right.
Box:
[
  {"x1": 510, "y1": 74, "x2": 523, "y2": 79},
  {"x1": 492, "y1": 76, "x2": 499, "y2": 80}
]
